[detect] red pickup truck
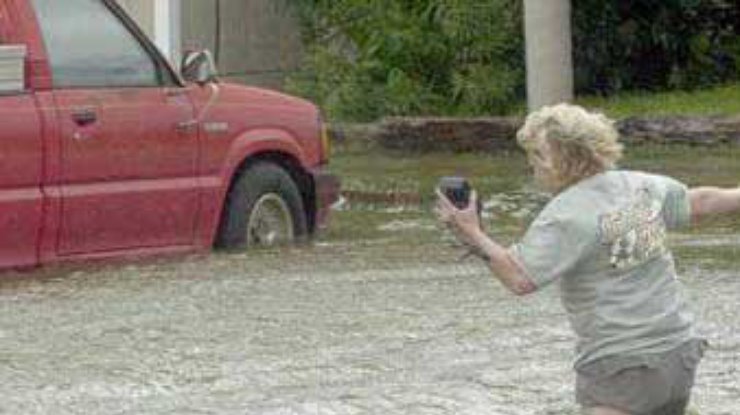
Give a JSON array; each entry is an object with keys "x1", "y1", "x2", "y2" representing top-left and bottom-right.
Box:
[{"x1": 0, "y1": 0, "x2": 340, "y2": 269}]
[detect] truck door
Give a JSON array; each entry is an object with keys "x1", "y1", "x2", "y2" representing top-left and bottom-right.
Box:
[
  {"x1": 32, "y1": 0, "x2": 199, "y2": 255},
  {"x1": 0, "y1": 57, "x2": 44, "y2": 268}
]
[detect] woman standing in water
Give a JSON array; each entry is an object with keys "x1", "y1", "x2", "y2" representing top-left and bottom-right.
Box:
[{"x1": 435, "y1": 104, "x2": 740, "y2": 414}]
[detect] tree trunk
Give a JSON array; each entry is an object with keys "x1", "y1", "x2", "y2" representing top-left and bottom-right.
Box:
[{"x1": 523, "y1": 0, "x2": 574, "y2": 111}]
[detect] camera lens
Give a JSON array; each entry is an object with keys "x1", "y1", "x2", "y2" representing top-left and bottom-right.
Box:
[{"x1": 438, "y1": 177, "x2": 471, "y2": 209}]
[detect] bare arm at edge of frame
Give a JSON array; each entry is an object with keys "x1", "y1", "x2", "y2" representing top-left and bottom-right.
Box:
[{"x1": 689, "y1": 186, "x2": 740, "y2": 223}]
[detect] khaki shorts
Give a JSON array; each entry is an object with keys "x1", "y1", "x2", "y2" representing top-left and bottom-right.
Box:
[{"x1": 576, "y1": 339, "x2": 708, "y2": 414}]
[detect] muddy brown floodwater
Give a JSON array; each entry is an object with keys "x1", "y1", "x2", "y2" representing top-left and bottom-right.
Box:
[{"x1": 1, "y1": 225, "x2": 738, "y2": 415}]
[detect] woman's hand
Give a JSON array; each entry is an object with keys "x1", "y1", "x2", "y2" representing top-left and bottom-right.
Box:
[
  {"x1": 435, "y1": 188, "x2": 535, "y2": 295},
  {"x1": 434, "y1": 188, "x2": 483, "y2": 246}
]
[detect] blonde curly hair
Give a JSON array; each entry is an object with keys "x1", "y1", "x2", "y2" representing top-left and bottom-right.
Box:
[{"x1": 516, "y1": 103, "x2": 624, "y2": 192}]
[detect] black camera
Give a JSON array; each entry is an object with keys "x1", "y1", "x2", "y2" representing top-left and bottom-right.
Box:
[{"x1": 438, "y1": 176, "x2": 472, "y2": 209}]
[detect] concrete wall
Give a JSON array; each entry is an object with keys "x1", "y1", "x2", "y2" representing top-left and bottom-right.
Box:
[
  {"x1": 180, "y1": 0, "x2": 304, "y2": 89},
  {"x1": 118, "y1": 0, "x2": 304, "y2": 90},
  {"x1": 117, "y1": 0, "x2": 154, "y2": 36}
]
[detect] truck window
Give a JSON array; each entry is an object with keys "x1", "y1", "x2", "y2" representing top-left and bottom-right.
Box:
[{"x1": 32, "y1": 0, "x2": 160, "y2": 88}]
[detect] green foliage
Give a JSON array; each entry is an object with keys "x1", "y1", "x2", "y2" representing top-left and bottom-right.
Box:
[
  {"x1": 287, "y1": 0, "x2": 740, "y2": 121},
  {"x1": 573, "y1": 0, "x2": 740, "y2": 94},
  {"x1": 577, "y1": 82, "x2": 740, "y2": 118},
  {"x1": 286, "y1": 0, "x2": 524, "y2": 122}
]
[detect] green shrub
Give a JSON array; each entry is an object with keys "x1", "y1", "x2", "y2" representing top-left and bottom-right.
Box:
[
  {"x1": 573, "y1": 0, "x2": 740, "y2": 94},
  {"x1": 287, "y1": 0, "x2": 525, "y2": 122},
  {"x1": 287, "y1": 0, "x2": 740, "y2": 121}
]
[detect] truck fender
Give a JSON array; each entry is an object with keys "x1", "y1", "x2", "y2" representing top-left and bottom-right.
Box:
[
  {"x1": 219, "y1": 128, "x2": 307, "y2": 186},
  {"x1": 202, "y1": 129, "x2": 309, "y2": 246}
]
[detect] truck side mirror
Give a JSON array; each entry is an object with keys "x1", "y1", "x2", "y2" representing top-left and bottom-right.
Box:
[
  {"x1": 0, "y1": 45, "x2": 26, "y2": 93},
  {"x1": 180, "y1": 49, "x2": 219, "y2": 85}
]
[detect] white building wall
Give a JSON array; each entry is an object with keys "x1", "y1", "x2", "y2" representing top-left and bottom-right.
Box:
[
  {"x1": 117, "y1": 0, "x2": 180, "y2": 66},
  {"x1": 117, "y1": 0, "x2": 303, "y2": 90},
  {"x1": 117, "y1": 0, "x2": 154, "y2": 36}
]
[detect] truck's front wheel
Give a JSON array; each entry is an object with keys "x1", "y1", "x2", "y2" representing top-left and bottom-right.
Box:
[{"x1": 217, "y1": 162, "x2": 308, "y2": 249}]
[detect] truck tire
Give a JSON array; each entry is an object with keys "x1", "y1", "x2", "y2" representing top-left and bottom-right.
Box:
[{"x1": 217, "y1": 162, "x2": 308, "y2": 249}]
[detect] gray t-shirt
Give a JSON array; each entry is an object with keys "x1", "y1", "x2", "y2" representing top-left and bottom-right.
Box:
[{"x1": 510, "y1": 170, "x2": 696, "y2": 369}]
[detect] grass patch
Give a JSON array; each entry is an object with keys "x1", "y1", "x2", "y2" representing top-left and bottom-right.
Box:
[
  {"x1": 325, "y1": 144, "x2": 740, "y2": 245},
  {"x1": 576, "y1": 82, "x2": 740, "y2": 119},
  {"x1": 622, "y1": 145, "x2": 740, "y2": 187},
  {"x1": 328, "y1": 141, "x2": 530, "y2": 202},
  {"x1": 330, "y1": 143, "x2": 740, "y2": 197},
  {"x1": 675, "y1": 244, "x2": 740, "y2": 270}
]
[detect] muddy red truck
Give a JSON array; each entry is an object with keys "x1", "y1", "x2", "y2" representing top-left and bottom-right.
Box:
[{"x1": 0, "y1": 0, "x2": 340, "y2": 269}]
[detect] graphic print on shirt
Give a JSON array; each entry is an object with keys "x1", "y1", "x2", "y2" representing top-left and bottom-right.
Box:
[{"x1": 598, "y1": 187, "x2": 667, "y2": 269}]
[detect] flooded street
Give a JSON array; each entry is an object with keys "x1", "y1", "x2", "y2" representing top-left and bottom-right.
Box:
[
  {"x1": 3, "y1": 147, "x2": 740, "y2": 414},
  {"x1": 1, "y1": 230, "x2": 738, "y2": 414}
]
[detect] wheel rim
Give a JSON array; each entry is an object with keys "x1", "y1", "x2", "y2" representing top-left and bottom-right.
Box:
[{"x1": 246, "y1": 193, "x2": 295, "y2": 247}]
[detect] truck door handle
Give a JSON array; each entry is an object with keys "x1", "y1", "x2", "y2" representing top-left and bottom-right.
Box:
[
  {"x1": 71, "y1": 109, "x2": 97, "y2": 126},
  {"x1": 176, "y1": 119, "x2": 198, "y2": 133}
]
